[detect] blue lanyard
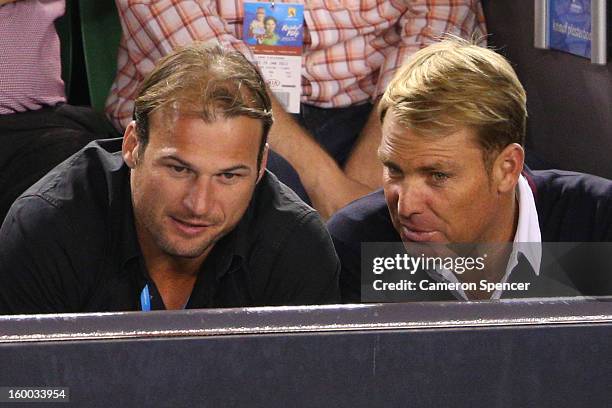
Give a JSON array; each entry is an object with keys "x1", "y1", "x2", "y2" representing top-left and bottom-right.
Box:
[
  {"x1": 140, "y1": 284, "x2": 151, "y2": 312},
  {"x1": 140, "y1": 283, "x2": 191, "y2": 310}
]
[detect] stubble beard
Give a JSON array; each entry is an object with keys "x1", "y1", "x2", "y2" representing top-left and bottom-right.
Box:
[
  {"x1": 137, "y1": 205, "x2": 218, "y2": 260},
  {"x1": 154, "y1": 228, "x2": 215, "y2": 259}
]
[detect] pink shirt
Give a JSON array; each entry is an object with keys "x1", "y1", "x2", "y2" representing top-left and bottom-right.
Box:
[{"x1": 0, "y1": 0, "x2": 66, "y2": 114}]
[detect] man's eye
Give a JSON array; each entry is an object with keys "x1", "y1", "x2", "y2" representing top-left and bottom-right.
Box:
[
  {"x1": 431, "y1": 172, "x2": 449, "y2": 182},
  {"x1": 386, "y1": 166, "x2": 403, "y2": 177},
  {"x1": 220, "y1": 172, "x2": 238, "y2": 180},
  {"x1": 170, "y1": 165, "x2": 188, "y2": 174}
]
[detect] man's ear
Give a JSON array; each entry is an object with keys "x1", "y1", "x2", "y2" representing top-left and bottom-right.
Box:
[
  {"x1": 256, "y1": 143, "x2": 269, "y2": 183},
  {"x1": 122, "y1": 121, "x2": 140, "y2": 168},
  {"x1": 492, "y1": 143, "x2": 525, "y2": 194}
]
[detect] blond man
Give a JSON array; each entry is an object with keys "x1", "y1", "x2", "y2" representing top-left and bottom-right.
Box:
[{"x1": 328, "y1": 37, "x2": 612, "y2": 302}]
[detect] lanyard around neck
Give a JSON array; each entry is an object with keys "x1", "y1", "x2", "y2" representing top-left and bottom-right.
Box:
[{"x1": 140, "y1": 284, "x2": 151, "y2": 311}]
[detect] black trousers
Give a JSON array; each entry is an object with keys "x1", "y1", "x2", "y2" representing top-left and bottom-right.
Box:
[{"x1": 0, "y1": 104, "x2": 120, "y2": 224}]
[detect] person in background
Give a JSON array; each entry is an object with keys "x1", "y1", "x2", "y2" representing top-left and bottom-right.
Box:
[
  {"x1": 0, "y1": 43, "x2": 340, "y2": 315},
  {"x1": 106, "y1": 0, "x2": 487, "y2": 219},
  {"x1": 0, "y1": 0, "x2": 118, "y2": 224}
]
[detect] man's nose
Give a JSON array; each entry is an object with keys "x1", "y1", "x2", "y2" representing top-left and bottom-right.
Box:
[
  {"x1": 396, "y1": 180, "x2": 426, "y2": 219},
  {"x1": 183, "y1": 178, "x2": 214, "y2": 216}
]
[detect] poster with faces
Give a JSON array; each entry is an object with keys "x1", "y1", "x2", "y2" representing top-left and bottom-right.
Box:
[{"x1": 243, "y1": 2, "x2": 304, "y2": 113}]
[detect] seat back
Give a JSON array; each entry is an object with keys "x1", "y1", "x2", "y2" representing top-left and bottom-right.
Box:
[{"x1": 79, "y1": 0, "x2": 122, "y2": 112}]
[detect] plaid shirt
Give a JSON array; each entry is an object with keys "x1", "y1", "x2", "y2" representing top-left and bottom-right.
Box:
[{"x1": 106, "y1": 0, "x2": 487, "y2": 129}]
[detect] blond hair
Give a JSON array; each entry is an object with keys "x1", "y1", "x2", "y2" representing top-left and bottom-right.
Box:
[{"x1": 379, "y1": 36, "x2": 527, "y2": 168}]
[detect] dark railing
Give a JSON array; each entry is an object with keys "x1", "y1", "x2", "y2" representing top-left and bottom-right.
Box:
[{"x1": 1, "y1": 299, "x2": 611, "y2": 407}]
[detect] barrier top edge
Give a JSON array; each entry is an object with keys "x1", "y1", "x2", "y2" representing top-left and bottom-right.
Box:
[{"x1": 1, "y1": 298, "x2": 611, "y2": 343}]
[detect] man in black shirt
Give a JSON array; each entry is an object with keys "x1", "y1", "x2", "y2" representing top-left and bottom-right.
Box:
[{"x1": 0, "y1": 44, "x2": 340, "y2": 314}]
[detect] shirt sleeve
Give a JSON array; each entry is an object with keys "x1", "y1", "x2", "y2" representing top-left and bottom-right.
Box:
[
  {"x1": 373, "y1": 0, "x2": 488, "y2": 98},
  {"x1": 0, "y1": 196, "x2": 83, "y2": 314},
  {"x1": 263, "y1": 211, "x2": 341, "y2": 306},
  {"x1": 117, "y1": 0, "x2": 255, "y2": 63},
  {"x1": 326, "y1": 212, "x2": 363, "y2": 304}
]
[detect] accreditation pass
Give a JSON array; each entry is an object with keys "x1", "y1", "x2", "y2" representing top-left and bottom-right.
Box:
[{"x1": 243, "y1": 2, "x2": 304, "y2": 113}]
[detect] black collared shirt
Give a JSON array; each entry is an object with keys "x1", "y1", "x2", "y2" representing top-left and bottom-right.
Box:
[{"x1": 0, "y1": 139, "x2": 340, "y2": 314}]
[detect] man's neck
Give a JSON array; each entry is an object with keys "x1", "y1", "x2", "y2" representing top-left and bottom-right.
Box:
[
  {"x1": 137, "y1": 229, "x2": 212, "y2": 310},
  {"x1": 488, "y1": 190, "x2": 520, "y2": 243},
  {"x1": 144, "y1": 253, "x2": 210, "y2": 310},
  {"x1": 148, "y1": 266, "x2": 199, "y2": 310}
]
